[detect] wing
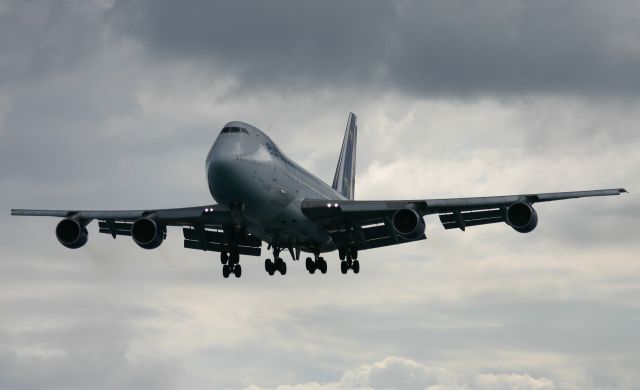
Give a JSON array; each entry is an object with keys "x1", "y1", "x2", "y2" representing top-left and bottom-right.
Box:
[
  {"x1": 11, "y1": 204, "x2": 230, "y2": 224},
  {"x1": 11, "y1": 204, "x2": 262, "y2": 256},
  {"x1": 301, "y1": 188, "x2": 627, "y2": 250}
]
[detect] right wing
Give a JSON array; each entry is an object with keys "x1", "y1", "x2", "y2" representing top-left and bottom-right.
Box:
[{"x1": 11, "y1": 204, "x2": 263, "y2": 256}]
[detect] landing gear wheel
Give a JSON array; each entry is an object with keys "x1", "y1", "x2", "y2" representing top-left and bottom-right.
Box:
[
  {"x1": 222, "y1": 264, "x2": 231, "y2": 278},
  {"x1": 352, "y1": 260, "x2": 360, "y2": 274},
  {"x1": 340, "y1": 261, "x2": 348, "y2": 275},
  {"x1": 318, "y1": 257, "x2": 327, "y2": 274},
  {"x1": 265, "y1": 259, "x2": 275, "y2": 275},
  {"x1": 338, "y1": 248, "x2": 346, "y2": 261},
  {"x1": 351, "y1": 249, "x2": 358, "y2": 260},
  {"x1": 273, "y1": 257, "x2": 287, "y2": 275},
  {"x1": 305, "y1": 257, "x2": 316, "y2": 274},
  {"x1": 221, "y1": 252, "x2": 228, "y2": 265},
  {"x1": 229, "y1": 251, "x2": 240, "y2": 265},
  {"x1": 233, "y1": 264, "x2": 242, "y2": 278}
]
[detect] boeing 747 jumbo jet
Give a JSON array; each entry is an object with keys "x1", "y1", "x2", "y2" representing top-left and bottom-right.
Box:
[{"x1": 12, "y1": 113, "x2": 627, "y2": 278}]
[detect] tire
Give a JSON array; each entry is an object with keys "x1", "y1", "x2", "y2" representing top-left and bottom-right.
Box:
[
  {"x1": 234, "y1": 264, "x2": 242, "y2": 278},
  {"x1": 230, "y1": 252, "x2": 240, "y2": 264},
  {"x1": 319, "y1": 257, "x2": 327, "y2": 274},
  {"x1": 351, "y1": 249, "x2": 358, "y2": 260},
  {"x1": 221, "y1": 252, "x2": 228, "y2": 265},
  {"x1": 265, "y1": 259, "x2": 275, "y2": 275},
  {"x1": 340, "y1": 261, "x2": 348, "y2": 274},
  {"x1": 280, "y1": 260, "x2": 287, "y2": 275},
  {"x1": 222, "y1": 264, "x2": 230, "y2": 278},
  {"x1": 338, "y1": 248, "x2": 346, "y2": 261},
  {"x1": 352, "y1": 260, "x2": 360, "y2": 274},
  {"x1": 305, "y1": 257, "x2": 314, "y2": 273}
]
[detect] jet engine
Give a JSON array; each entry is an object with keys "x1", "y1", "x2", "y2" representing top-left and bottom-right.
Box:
[
  {"x1": 505, "y1": 202, "x2": 538, "y2": 233},
  {"x1": 56, "y1": 218, "x2": 88, "y2": 249},
  {"x1": 131, "y1": 216, "x2": 164, "y2": 249},
  {"x1": 392, "y1": 208, "x2": 426, "y2": 240}
]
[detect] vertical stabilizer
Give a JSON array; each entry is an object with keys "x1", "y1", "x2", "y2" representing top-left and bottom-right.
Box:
[{"x1": 332, "y1": 112, "x2": 357, "y2": 199}]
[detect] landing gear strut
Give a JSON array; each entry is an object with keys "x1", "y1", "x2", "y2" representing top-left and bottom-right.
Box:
[
  {"x1": 340, "y1": 248, "x2": 359, "y2": 274},
  {"x1": 265, "y1": 246, "x2": 287, "y2": 276},
  {"x1": 221, "y1": 251, "x2": 242, "y2": 278},
  {"x1": 305, "y1": 252, "x2": 327, "y2": 275}
]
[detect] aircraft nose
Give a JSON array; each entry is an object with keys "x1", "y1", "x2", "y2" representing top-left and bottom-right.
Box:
[{"x1": 208, "y1": 155, "x2": 238, "y2": 199}]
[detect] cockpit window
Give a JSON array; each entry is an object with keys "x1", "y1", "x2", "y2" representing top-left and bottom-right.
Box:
[{"x1": 221, "y1": 126, "x2": 249, "y2": 134}]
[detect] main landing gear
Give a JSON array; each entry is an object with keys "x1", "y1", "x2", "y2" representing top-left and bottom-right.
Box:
[
  {"x1": 339, "y1": 247, "x2": 360, "y2": 274},
  {"x1": 221, "y1": 251, "x2": 242, "y2": 278},
  {"x1": 265, "y1": 247, "x2": 287, "y2": 276},
  {"x1": 305, "y1": 253, "x2": 327, "y2": 275}
]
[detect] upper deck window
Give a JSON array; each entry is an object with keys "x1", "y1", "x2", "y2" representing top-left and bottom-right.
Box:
[{"x1": 221, "y1": 126, "x2": 249, "y2": 134}]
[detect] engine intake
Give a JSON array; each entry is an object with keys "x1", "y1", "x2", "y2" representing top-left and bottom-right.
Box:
[
  {"x1": 56, "y1": 218, "x2": 88, "y2": 249},
  {"x1": 131, "y1": 217, "x2": 164, "y2": 249},
  {"x1": 392, "y1": 208, "x2": 426, "y2": 240},
  {"x1": 506, "y1": 202, "x2": 538, "y2": 233}
]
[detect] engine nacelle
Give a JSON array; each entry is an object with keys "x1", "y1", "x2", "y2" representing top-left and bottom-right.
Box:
[
  {"x1": 506, "y1": 202, "x2": 538, "y2": 233},
  {"x1": 392, "y1": 208, "x2": 426, "y2": 240},
  {"x1": 131, "y1": 217, "x2": 164, "y2": 249},
  {"x1": 56, "y1": 218, "x2": 88, "y2": 249}
]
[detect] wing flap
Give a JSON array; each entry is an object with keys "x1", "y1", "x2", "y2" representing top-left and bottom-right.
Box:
[
  {"x1": 184, "y1": 240, "x2": 261, "y2": 256},
  {"x1": 182, "y1": 227, "x2": 262, "y2": 257},
  {"x1": 439, "y1": 209, "x2": 505, "y2": 230},
  {"x1": 98, "y1": 220, "x2": 133, "y2": 237},
  {"x1": 328, "y1": 219, "x2": 425, "y2": 250}
]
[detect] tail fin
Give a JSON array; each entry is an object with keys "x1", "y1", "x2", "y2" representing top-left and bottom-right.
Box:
[{"x1": 332, "y1": 112, "x2": 357, "y2": 199}]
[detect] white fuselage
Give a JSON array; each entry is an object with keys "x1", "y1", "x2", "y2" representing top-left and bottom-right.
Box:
[{"x1": 205, "y1": 121, "x2": 345, "y2": 252}]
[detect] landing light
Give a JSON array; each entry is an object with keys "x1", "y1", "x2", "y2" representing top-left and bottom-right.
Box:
[
  {"x1": 334, "y1": 203, "x2": 339, "y2": 207},
  {"x1": 326, "y1": 203, "x2": 331, "y2": 208}
]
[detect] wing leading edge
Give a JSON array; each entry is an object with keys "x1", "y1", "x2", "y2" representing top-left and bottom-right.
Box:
[{"x1": 11, "y1": 204, "x2": 230, "y2": 224}]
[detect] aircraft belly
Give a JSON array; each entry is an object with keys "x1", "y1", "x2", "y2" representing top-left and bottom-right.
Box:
[{"x1": 244, "y1": 197, "x2": 334, "y2": 252}]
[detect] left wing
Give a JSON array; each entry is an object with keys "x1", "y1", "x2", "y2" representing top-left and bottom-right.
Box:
[
  {"x1": 11, "y1": 204, "x2": 262, "y2": 256},
  {"x1": 301, "y1": 188, "x2": 627, "y2": 251}
]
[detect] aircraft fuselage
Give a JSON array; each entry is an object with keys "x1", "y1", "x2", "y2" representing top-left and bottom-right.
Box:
[{"x1": 206, "y1": 121, "x2": 344, "y2": 253}]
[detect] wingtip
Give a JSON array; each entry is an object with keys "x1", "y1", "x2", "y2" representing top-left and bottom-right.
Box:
[{"x1": 619, "y1": 188, "x2": 628, "y2": 194}]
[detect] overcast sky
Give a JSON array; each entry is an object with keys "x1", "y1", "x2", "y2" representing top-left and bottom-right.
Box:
[{"x1": 1, "y1": 1, "x2": 639, "y2": 389}]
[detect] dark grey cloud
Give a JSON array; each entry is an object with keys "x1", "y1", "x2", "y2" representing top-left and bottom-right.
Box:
[
  {"x1": 1, "y1": 1, "x2": 639, "y2": 389},
  {"x1": 0, "y1": 1, "x2": 104, "y2": 87},
  {"x1": 106, "y1": 0, "x2": 640, "y2": 97}
]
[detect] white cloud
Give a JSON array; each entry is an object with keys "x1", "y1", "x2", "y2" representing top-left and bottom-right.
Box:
[{"x1": 244, "y1": 356, "x2": 555, "y2": 390}]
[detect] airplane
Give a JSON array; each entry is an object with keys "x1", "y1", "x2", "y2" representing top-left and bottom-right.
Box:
[{"x1": 11, "y1": 113, "x2": 627, "y2": 278}]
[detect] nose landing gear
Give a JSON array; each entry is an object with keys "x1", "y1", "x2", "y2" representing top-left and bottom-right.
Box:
[
  {"x1": 305, "y1": 253, "x2": 327, "y2": 275},
  {"x1": 265, "y1": 246, "x2": 287, "y2": 276},
  {"x1": 305, "y1": 252, "x2": 327, "y2": 275}
]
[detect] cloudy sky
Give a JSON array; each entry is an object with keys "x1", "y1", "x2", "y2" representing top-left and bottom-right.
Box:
[{"x1": 1, "y1": 0, "x2": 639, "y2": 389}]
